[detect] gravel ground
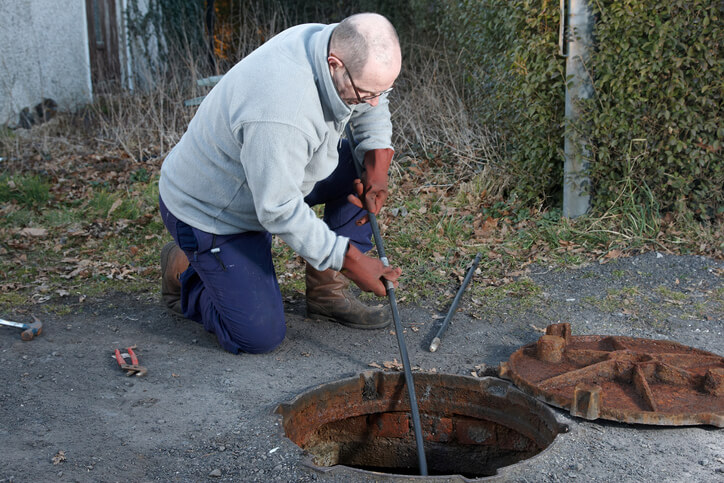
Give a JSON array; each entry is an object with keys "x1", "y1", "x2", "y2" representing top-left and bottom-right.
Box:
[{"x1": 1, "y1": 252, "x2": 722, "y2": 482}]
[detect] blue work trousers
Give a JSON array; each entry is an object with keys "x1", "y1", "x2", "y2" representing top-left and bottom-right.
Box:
[{"x1": 159, "y1": 141, "x2": 372, "y2": 354}]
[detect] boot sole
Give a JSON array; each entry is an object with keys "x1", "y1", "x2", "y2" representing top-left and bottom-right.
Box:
[{"x1": 306, "y1": 310, "x2": 391, "y2": 330}]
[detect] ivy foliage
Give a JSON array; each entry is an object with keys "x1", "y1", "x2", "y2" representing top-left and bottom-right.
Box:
[
  {"x1": 126, "y1": 0, "x2": 206, "y2": 66},
  {"x1": 421, "y1": 0, "x2": 722, "y2": 218},
  {"x1": 584, "y1": 0, "x2": 723, "y2": 218}
]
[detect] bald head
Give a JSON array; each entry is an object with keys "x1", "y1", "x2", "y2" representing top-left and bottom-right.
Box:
[{"x1": 330, "y1": 13, "x2": 401, "y2": 82}]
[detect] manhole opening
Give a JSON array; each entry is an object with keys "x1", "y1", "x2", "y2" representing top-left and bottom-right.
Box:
[{"x1": 276, "y1": 371, "x2": 566, "y2": 479}]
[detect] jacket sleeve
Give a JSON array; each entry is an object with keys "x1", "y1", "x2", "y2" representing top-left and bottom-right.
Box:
[
  {"x1": 346, "y1": 93, "x2": 394, "y2": 163},
  {"x1": 236, "y1": 122, "x2": 349, "y2": 271}
]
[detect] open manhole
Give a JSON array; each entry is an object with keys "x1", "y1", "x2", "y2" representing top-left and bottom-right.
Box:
[
  {"x1": 500, "y1": 323, "x2": 724, "y2": 427},
  {"x1": 275, "y1": 371, "x2": 567, "y2": 480}
]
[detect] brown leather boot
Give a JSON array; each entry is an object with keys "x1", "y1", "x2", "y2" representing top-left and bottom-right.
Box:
[
  {"x1": 305, "y1": 263, "x2": 391, "y2": 329},
  {"x1": 160, "y1": 242, "x2": 189, "y2": 316}
]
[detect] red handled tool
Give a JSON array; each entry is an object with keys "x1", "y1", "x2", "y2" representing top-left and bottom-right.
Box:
[{"x1": 114, "y1": 346, "x2": 147, "y2": 377}]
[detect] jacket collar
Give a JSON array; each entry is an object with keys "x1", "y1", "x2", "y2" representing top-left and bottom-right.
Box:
[{"x1": 310, "y1": 23, "x2": 353, "y2": 124}]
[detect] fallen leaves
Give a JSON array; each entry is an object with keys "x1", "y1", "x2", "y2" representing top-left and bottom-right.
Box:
[
  {"x1": 60, "y1": 259, "x2": 93, "y2": 279},
  {"x1": 473, "y1": 215, "x2": 498, "y2": 239},
  {"x1": 52, "y1": 450, "x2": 66, "y2": 465},
  {"x1": 602, "y1": 248, "x2": 624, "y2": 261},
  {"x1": 368, "y1": 359, "x2": 438, "y2": 373},
  {"x1": 19, "y1": 227, "x2": 48, "y2": 238}
]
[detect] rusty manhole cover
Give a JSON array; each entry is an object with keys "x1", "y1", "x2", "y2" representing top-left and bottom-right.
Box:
[
  {"x1": 499, "y1": 323, "x2": 724, "y2": 427},
  {"x1": 276, "y1": 371, "x2": 567, "y2": 480}
]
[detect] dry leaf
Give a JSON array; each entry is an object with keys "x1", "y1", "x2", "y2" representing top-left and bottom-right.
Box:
[
  {"x1": 20, "y1": 227, "x2": 48, "y2": 237},
  {"x1": 474, "y1": 216, "x2": 498, "y2": 238},
  {"x1": 605, "y1": 249, "x2": 622, "y2": 259},
  {"x1": 382, "y1": 360, "x2": 403, "y2": 370},
  {"x1": 107, "y1": 198, "x2": 123, "y2": 217},
  {"x1": 52, "y1": 450, "x2": 66, "y2": 465}
]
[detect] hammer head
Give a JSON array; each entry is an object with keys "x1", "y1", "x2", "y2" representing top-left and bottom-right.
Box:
[{"x1": 20, "y1": 315, "x2": 42, "y2": 341}]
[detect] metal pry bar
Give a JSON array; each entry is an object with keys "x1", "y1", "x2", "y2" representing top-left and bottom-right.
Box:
[{"x1": 429, "y1": 252, "x2": 482, "y2": 352}]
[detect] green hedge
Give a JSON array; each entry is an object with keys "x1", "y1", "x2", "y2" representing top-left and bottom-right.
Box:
[
  {"x1": 426, "y1": 0, "x2": 722, "y2": 218},
  {"x1": 584, "y1": 0, "x2": 722, "y2": 218}
]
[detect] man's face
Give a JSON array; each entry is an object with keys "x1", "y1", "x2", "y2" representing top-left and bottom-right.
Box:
[{"x1": 328, "y1": 54, "x2": 397, "y2": 107}]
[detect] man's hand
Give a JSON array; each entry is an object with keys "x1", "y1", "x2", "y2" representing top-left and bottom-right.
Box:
[
  {"x1": 347, "y1": 148, "x2": 394, "y2": 224},
  {"x1": 341, "y1": 243, "x2": 401, "y2": 297}
]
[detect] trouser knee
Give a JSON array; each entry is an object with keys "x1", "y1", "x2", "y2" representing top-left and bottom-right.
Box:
[
  {"x1": 212, "y1": 309, "x2": 286, "y2": 355},
  {"x1": 237, "y1": 323, "x2": 286, "y2": 354}
]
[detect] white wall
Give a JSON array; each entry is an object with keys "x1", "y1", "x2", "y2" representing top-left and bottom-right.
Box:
[{"x1": 0, "y1": 0, "x2": 92, "y2": 125}]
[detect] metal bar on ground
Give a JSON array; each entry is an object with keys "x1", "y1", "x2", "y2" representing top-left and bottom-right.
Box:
[
  {"x1": 369, "y1": 212, "x2": 428, "y2": 476},
  {"x1": 429, "y1": 252, "x2": 482, "y2": 352}
]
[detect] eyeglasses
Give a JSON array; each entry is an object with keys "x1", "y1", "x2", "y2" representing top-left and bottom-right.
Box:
[{"x1": 339, "y1": 58, "x2": 394, "y2": 103}]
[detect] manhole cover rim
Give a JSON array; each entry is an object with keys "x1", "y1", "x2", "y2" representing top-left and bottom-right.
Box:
[{"x1": 275, "y1": 371, "x2": 568, "y2": 480}]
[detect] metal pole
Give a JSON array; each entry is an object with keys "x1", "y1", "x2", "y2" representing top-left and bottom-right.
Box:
[
  {"x1": 344, "y1": 124, "x2": 427, "y2": 474},
  {"x1": 563, "y1": 0, "x2": 594, "y2": 218},
  {"x1": 429, "y1": 252, "x2": 481, "y2": 352},
  {"x1": 368, "y1": 213, "x2": 428, "y2": 476}
]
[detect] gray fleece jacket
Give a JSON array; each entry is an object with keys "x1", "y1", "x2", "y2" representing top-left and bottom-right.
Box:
[{"x1": 159, "y1": 23, "x2": 393, "y2": 271}]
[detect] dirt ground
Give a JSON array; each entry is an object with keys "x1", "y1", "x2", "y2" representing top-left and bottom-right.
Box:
[{"x1": 1, "y1": 251, "x2": 722, "y2": 482}]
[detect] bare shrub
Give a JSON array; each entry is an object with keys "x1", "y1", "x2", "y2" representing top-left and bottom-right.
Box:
[
  {"x1": 392, "y1": 41, "x2": 509, "y2": 197},
  {"x1": 84, "y1": 2, "x2": 295, "y2": 163}
]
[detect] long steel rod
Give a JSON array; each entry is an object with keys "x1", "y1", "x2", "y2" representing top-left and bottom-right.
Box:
[
  {"x1": 344, "y1": 125, "x2": 427, "y2": 473},
  {"x1": 369, "y1": 212, "x2": 428, "y2": 476},
  {"x1": 429, "y1": 252, "x2": 482, "y2": 352}
]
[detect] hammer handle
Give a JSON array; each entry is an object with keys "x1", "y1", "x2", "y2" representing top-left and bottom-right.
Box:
[{"x1": 0, "y1": 318, "x2": 27, "y2": 329}]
